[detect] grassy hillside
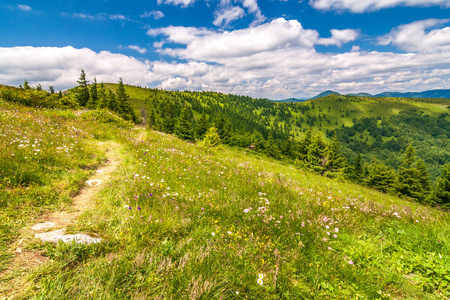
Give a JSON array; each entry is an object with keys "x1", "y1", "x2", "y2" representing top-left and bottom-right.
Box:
[
  {"x1": 0, "y1": 98, "x2": 449, "y2": 299},
  {"x1": 102, "y1": 84, "x2": 449, "y2": 181}
]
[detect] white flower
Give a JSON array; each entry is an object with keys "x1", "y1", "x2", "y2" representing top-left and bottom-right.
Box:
[
  {"x1": 335, "y1": 228, "x2": 339, "y2": 233},
  {"x1": 236, "y1": 291, "x2": 239, "y2": 295},
  {"x1": 211, "y1": 232, "x2": 215, "y2": 236},
  {"x1": 258, "y1": 273, "x2": 264, "y2": 279},
  {"x1": 243, "y1": 209, "x2": 250, "y2": 213},
  {"x1": 257, "y1": 278, "x2": 263, "y2": 285}
]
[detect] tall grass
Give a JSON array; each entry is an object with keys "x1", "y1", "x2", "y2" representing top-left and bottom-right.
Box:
[{"x1": 20, "y1": 127, "x2": 449, "y2": 299}]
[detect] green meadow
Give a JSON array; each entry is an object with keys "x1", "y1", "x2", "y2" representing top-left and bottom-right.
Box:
[{"x1": 0, "y1": 94, "x2": 449, "y2": 299}]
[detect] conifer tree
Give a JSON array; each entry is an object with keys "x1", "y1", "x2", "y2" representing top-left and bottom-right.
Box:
[
  {"x1": 87, "y1": 77, "x2": 98, "y2": 109},
  {"x1": 306, "y1": 133, "x2": 327, "y2": 174},
  {"x1": 196, "y1": 110, "x2": 209, "y2": 139},
  {"x1": 107, "y1": 90, "x2": 118, "y2": 111},
  {"x1": 396, "y1": 145, "x2": 424, "y2": 201},
  {"x1": 433, "y1": 163, "x2": 450, "y2": 208},
  {"x1": 116, "y1": 78, "x2": 137, "y2": 122},
  {"x1": 203, "y1": 126, "x2": 221, "y2": 147},
  {"x1": 175, "y1": 107, "x2": 194, "y2": 141},
  {"x1": 97, "y1": 82, "x2": 108, "y2": 109},
  {"x1": 21, "y1": 79, "x2": 31, "y2": 90},
  {"x1": 326, "y1": 133, "x2": 348, "y2": 175},
  {"x1": 76, "y1": 69, "x2": 90, "y2": 106},
  {"x1": 265, "y1": 135, "x2": 281, "y2": 159},
  {"x1": 416, "y1": 158, "x2": 431, "y2": 194},
  {"x1": 365, "y1": 161, "x2": 397, "y2": 193}
]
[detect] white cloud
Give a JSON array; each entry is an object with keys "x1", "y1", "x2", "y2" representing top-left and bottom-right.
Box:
[
  {"x1": 140, "y1": 10, "x2": 165, "y2": 19},
  {"x1": 17, "y1": 4, "x2": 31, "y2": 11},
  {"x1": 0, "y1": 46, "x2": 153, "y2": 90},
  {"x1": 151, "y1": 18, "x2": 319, "y2": 60},
  {"x1": 2, "y1": 17, "x2": 450, "y2": 99},
  {"x1": 213, "y1": 6, "x2": 245, "y2": 27},
  {"x1": 309, "y1": 0, "x2": 450, "y2": 13},
  {"x1": 73, "y1": 13, "x2": 96, "y2": 20},
  {"x1": 157, "y1": 0, "x2": 197, "y2": 7},
  {"x1": 240, "y1": 0, "x2": 266, "y2": 24},
  {"x1": 71, "y1": 13, "x2": 128, "y2": 21},
  {"x1": 318, "y1": 29, "x2": 359, "y2": 47},
  {"x1": 378, "y1": 19, "x2": 450, "y2": 52},
  {"x1": 127, "y1": 45, "x2": 147, "y2": 54}
]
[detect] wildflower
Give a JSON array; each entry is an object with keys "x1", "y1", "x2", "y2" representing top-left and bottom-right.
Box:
[
  {"x1": 258, "y1": 274, "x2": 264, "y2": 279},
  {"x1": 335, "y1": 228, "x2": 339, "y2": 233},
  {"x1": 257, "y1": 278, "x2": 263, "y2": 285},
  {"x1": 348, "y1": 260, "x2": 354, "y2": 265},
  {"x1": 227, "y1": 231, "x2": 232, "y2": 235},
  {"x1": 128, "y1": 207, "x2": 132, "y2": 210},
  {"x1": 328, "y1": 247, "x2": 332, "y2": 250},
  {"x1": 211, "y1": 232, "x2": 215, "y2": 236},
  {"x1": 243, "y1": 209, "x2": 250, "y2": 213},
  {"x1": 201, "y1": 207, "x2": 204, "y2": 210},
  {"x1": 137, "y1": 207, "x2": 141, "y2": 210},
  {"x1": 327, "y1": 232, "x2": 330, "y2": 235},
  {"x1": 333, "y1": 234, "x2": 337, "y2": 238},
  {"x1": 236, "y1": 291, "x2": 239, "y2": 295}
]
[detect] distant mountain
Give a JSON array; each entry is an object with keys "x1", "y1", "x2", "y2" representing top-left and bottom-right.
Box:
[
  {"x1": 272, "y1": 98, "x2": 307, "y2": 103},
  {"x1": 374, "y1": 89, "x2": 450, "y2": 99},
  {"x1": 310, "y1": 89, "x2": 450, "y2": 100},
  {"x1": 310, "y1": 90, "x2": 339, "y2": 99},
  {"x1": 347, "y1": 93, "x2": 374, "y2": 97}
]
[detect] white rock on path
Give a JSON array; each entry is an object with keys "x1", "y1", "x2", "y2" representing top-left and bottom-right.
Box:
[
  {"x1": 86, "y1": 179, "x2": 103, "y2": 186},
  {"x1": 35, "y1": 229, "x2": 102, "y2": 245},
  {"x1": 31, "y1": 222, "x2": 56, "y2": 231}
]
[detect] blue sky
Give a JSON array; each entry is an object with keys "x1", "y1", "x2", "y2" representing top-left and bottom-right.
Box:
[{"x1": 1, "y1": 0, "x2": 450, "y2": 99}]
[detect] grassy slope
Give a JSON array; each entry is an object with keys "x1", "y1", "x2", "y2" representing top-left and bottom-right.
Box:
[{"x1": 0, "y1": 107, "x2": 444, "y2": 298}]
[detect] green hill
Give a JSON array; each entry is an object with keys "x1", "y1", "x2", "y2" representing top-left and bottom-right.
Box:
[
  {"x1": 0, "y1": 95, "x2": 449, "y2": 299},
  {"x1": 101, "y1": 84, "x2": 449, "y2": 181}
]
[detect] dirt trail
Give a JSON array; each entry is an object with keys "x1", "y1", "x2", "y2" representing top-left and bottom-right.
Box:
[{"x1": 0, "y1": 139, "x2": 124, "y2": 298}]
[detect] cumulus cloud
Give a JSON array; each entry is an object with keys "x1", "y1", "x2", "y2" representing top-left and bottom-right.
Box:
[
  {"x1": 0, "y1": 46, "x2": 153, "y2": 90},
  {"x1": 213, "y1": 6, "x2": 245, "y2": 27},
  {"x1": 239, "y1": 0, "x2": 266, "y2": 24},
  {"x1": 309, "y1": 0, "x2": 450, "y2": 12},
  {"x1": 2, "y1": 17, "x2": 450, "y2": 99},
  {"x1": 140, "y1": 10, "x2": 165, "y2": 19},
  {"x1": 378, "y1": 19, "x2": 450, "y2": 52},
  {"x1": 127, "y1": 45, "x2": 147, "y2": 54},
  {"x1": 17, "y1": 4, "x2": 31, "y2": 11},
  {"x1": 318, "y1": 29, "x2": 359, "y2": 47},
  {"x1": 157, "y1": 0, "x2": 196, "y2": 7}
]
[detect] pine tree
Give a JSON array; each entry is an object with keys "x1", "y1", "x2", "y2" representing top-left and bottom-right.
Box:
[
  {"x1": 433, "y1": 164, "x2": 450, "y2": 208},
  {"x1": 21, "y1": 79, "x2": 31, "y2": 90},
  {"x1": 48, "y1": 85, "x2": 55, "y2": 94},
  {"x1": 76, "y1": 69, "x2": 90, "y2": 106},
  {"x1": 87, "y1": 77, "x2": 98, "y2": 109},
  {"x1": 196, "y1": 110, "x2": 209, "y2": 139},
  {"x1": 265, "y1": 135, "x2": 281, "y2": 159},
  {"x1": 305, "y1": 133, "x2": 327, "y2": 174},
  {"x1": 175, "y1": 107, "x2": 194, "y2": 141},
  {"x1": 365, "y1": 161, "x2": 397, "y2": 193},
  {"x1": 203, "y1": 126, "x2": 221, "y2": 147},
  {"x1": 326, "y1": 133, "x2": 348, "y2": 176},
  {"x1": 416, "y1": 158, "x2": 431, "y2": 194},
  {"x1": 116, "y1": 78, "x2": 137, "y2": 122},
  {"x1": 396, "y1": 145, "x2": 424, "y2": 201},
  {"x1": 107, "y1": 90, "x2": 118, "y2": 111},
  {"x1": 97, "y1": 82, "x2": 108, "y2": 109}
]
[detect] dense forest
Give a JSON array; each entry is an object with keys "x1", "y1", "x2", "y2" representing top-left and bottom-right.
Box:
[{"x1": 1, "y1": 72, "x2": 449, "y2": 208}]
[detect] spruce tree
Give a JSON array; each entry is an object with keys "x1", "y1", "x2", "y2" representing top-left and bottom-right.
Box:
[
  {"x1": 21, "y1": 79, "x2": 31, "y2": 90},
  {"x1": 397, "y1": 145, "x2": 424, "y2": 201},
  {"x1": 116, "y1": 78, "x2": 137, "y2": 122},
  {"x1": 433, "y1": 164, "x2": 450, "y2": 208},
  {"x1": 326, "y1": 133, "x2": 347, "y2": 175},
  {"x1": 196, "y1": 110, "x2": 209, "y2": 139},
  {"x1": 107, "y1": 90, "x2": 118, "y2": 111},
  {"x1": 365, "y1": 161, "x2": 397, "y2": 193},
  {"x1": 76, "y1": 69, "x2": 90, "y2": 106},
  {"x1": 203, "y1": 126, "x2": 221, "y2": 147},
  {"x1": 97, "y1": 82, "x2": 108, "y2": 109},
  {"x1": 306, "y1": 133, "x2": 327, "y2": 174},
  {"x1": 87, "y1": 77, "x2": 98, "y2": 109},
  {"x1": 175, "y1": 107, "x2": 194, "y2": 141}
]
